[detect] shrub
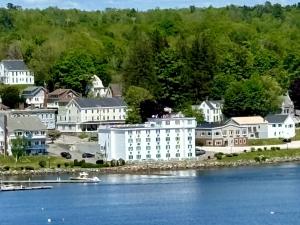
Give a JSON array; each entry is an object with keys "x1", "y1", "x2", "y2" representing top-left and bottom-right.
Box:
[
  {"x1": 243, "y1": 150, "x2": 247, "y2": 153},
  {"x1": 216, "y1": 155, "x2": 222, "y2": 160},
  {"x1": 104, "y1": 163, "x2": 110, "y2": 167},
  {"x1": 257, "y1": 148, "x2": 263, "y2": 152},
  {"x1": 39, "y1": 160, "x2": 47, "y2": 168},
  {"x1": 276, "y1": 147, "x2": 280, "y2": 150},
  {"x1": 226, "y1": 154, "x2": 233, "y2": 157},
  {"x1": 207, "y1": 156, "x2": 211, "y2": 159},
  {"x1": 232, "y1": 153, "x2": 239, "y2": 156},
  {"x1": 110, "y1": 159, "x2": 117, "y2": 167},
  {"x1": 270, "y1": 147, "x2": 276, "y2": 151},
  {"x1": 64, "y1": 162, "x2": 69, "y2": 167},
  {"x1": 78, "y1": 132, "x2": 89, "y2": 139},
  {"x1": 57, "y1": 164, "x2": 61, "y2": 168},
  {"x1": 81, "y1": 163, "x2": 99, "y2": 168},
  {"x1": 96, "y1": 160, "x2": 104, "y2": 165},
  {"x1": 118, "y1": 158, "x2": 125, "y2": 166},
  {"x1": 3, "y1": 166, "x2": 10, "y2": 171},
  {"x1": 264, "y1": 147, "x2": 267, "y2": 151},
  {"x1": 254, "y1": 156, "x2": 261, "y2": 162},
  {"x1": 73, "y1": 159, "x2": 86, "y2": 167},
  {"x1": 25, "y1": 166, "x2": 34, "y2": 170},
  {"x1": 250, "y1": 147, "x2": 255, "y2": 152}
]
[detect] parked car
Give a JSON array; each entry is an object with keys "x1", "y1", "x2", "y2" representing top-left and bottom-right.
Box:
[
  {"x1": 61, "y1": 152, "x2": 72, "y2": 159},
  {"x1": 82, "y1": 153, "x2": 95, "y2": 158},
  {"x1": 195, "y1": 148, "x2": 206, "y2": 156},
  {"x1": 283, "y1": 138, "x2": 291, "y2": 143}
]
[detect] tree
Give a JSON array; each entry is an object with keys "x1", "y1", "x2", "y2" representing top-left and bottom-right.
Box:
[
  {"x1": 51, "y1": 50, "x2": 110, "y2": 95},
  {"x1": 11, "y1": 136, "x2": 27, "y2": 162},
  {"x1": 0, "y1": 86, "x2": 24, "y2": 109},
  {"x1": 223, "y1": 75, "x2": 282, "y2": 117},
  {"x1": 124, "y1": 86, "x2": 154, "y2": 124},
  {"x1": 48, "y1": 130, "x2": 61, "y2": 143},
  {"x1": 181, "y1": 105, "x2": 204, "y2": 124},
  {"x1": 289, "y1": 77, "x2": 300, "y2": 109},
  {"x1": 140, "y1": 99, "x2": 165, "y2": 122}
]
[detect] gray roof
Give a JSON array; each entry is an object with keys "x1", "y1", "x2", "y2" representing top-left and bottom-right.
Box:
[
  {"x1": 21, "y1": 86, "x2": 45, "y2": 98},
  {"x1": 205, "y1": 100, "x2": 224, "y2": 110},
  {"x1": 265, "y1": 114, "x2": 289, "y2": 124},
  {"x1": 2, "y1": 60, "x2": 29, "y2": 71},
  {"x1": 197, "y1": 121, "x2": 226, "y2": 129},
  {"x1": 74, "y1": 97, "x2": 126, "y2": 108},
  {"x1": 281, "y1": 92, "x2": 294, "y2": 107},
  {"x1": 7, "y1": 116, "x2": 47, "y2": 132}
]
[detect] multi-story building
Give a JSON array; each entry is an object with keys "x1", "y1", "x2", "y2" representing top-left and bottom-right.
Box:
[
  {"x1": 5, "y1": 116, "x2": 47, "y2": 155},
  {"x1": 8, "y1": 109, "x2": 56, "y2": 129},
  {"x1": 0, "y1": 59, "x2": 34, "y2": 85},
  {"x1": 196, "y1": 121, "x2": 248, "y2": 147},
  {"x1": 47, "y1": 89, "x2": 79, "y2": 109},
  {"x1": 57, "y1": 97, "x2": 127, "y2": 133},
  {"x1": 98, "y1": 116, "x2": 196, "y2": 161},
  {"x1": 193, "y1": 100, "x2": 223, "y2": 123},
  {"x1": 21, "y1": 86, "x2": 47, "y2": 108}
]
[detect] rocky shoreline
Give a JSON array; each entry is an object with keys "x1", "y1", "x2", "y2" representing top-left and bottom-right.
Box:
[{"x1": 1, "y1": 156, "x2": 300, "y2": 177}]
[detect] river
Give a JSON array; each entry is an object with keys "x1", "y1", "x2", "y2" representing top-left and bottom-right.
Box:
[{"x1": 1, "y1": 163, "x2": 300, "y2": 225}]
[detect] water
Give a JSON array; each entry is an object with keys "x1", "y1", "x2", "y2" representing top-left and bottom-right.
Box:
[{"x1": 1, "y1": 164, "x2": 300, "y2": 225}]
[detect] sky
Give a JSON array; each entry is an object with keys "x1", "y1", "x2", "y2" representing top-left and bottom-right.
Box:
[{"x1": 0, "y1": 0, "x2": 299, "y2": 11}]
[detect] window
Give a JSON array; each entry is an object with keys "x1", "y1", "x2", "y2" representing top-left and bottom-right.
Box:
[
  {"x1": 188, "y1": 145, "x2": 192, "y2": 149},
  {"x1": 129, "y1": 155, "x2": 133, "y2": 160},
  {"x1": 176, "y1": 145, "x2": 180, "y2": 149},
  {"x1": 136, "y1": 146, "x2": 141, "y2": 151},
  {"x1": 188, "y1": 137, "x2": 192, "y2": 141},
  {"x1": 278, "y1": 124, "x2": 282, "y2": 127},
  {"x1": 156, "y1": 146, "x2": 160, "y2": 150},
  {"x1": 146, "y1": 146, "x2": 151, "y2": 150},
  {"x1": 175, "y1": 120, "x2": 180, "y2": 125},
  {"x1": 136, "y1": 155, "x2": 141, "y2": 159},
  {"x1": 166, "y1": 145, "x2": 170, "y2": 150},
  {"x1": 156, "y1": 137, "x2": 160, "y2": 142},
  {"x1": 128, "y1": 131, "x2": 132, "y2": 135},
  {"x1": 176, "y1": 153, "x2": 180, "y2": 157},
  {"x1": 166, "y1": 129, "x2": 170, "y2": 133},
  {"x1": 136, "y1": 138, "x2": 141, "y2": 142},
  {"x1": 175, "y1": 129, "x2": 180, "y2": 133},
  {"x1": 146, "y1": 130, "x2": 150, "y2": 134},
  {"x1": 156, "y1": 154, "x2": 161, "y2": 158},
  {"x1": 156, "y1": 130, "x2": 160, "y2": 134},
  {"x1": 272, "y1": 124, "x2": 276, "y2": 127},
  {"x1": 188, "y1": 120, "x2": 192, "y2": 125},
  {"x1": 176, "y1": 137, "x2": 180, "y2": 141},
  {"x1": 128, "y1": 147, "x2": 133, "y2": 151},
  {"x1": 166, "y1": 120, "x2": 170, "y2": 125},
  {"x1": 166, "y1": 137, "x2": 170, "y2": 141},
  {"x1": 166, "y1": 153, "x2": 170, "y2": 158},
  {"x1": 136, "y1": 130, "x2": 141, "y2": 134},
  {"x1": 146, "y1": 138, "x2": 151, "y2": 142},
  {"x1": 188, "y1": 153, "x2": 193, "y2": 157},
  {"x1": 146, "y1": 154, "x2": 151, "y2": 159}
]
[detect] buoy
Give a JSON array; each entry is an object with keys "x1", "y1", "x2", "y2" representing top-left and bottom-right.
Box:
[
  {"x1": 48, "y1": 218, "x2": 52, "y2": 223},
  {"x1": 41, "y1": 207, "x2": 44, "y2": 211},
  {"x1": 270, "y1": 211, "x2": 275, "y2": 215}
]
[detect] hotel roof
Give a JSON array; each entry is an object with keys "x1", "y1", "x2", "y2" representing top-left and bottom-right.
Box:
[{"x1": 231, "y1": 116, "x2": 267, "y2": 125}]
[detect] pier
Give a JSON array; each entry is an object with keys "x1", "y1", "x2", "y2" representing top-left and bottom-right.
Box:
[
  {"x1": 0, "y1": 179, "x2": 100, "y2": 184},
  {"x1": 1, "y1": 185, "x2": 53, "y2": 191}
]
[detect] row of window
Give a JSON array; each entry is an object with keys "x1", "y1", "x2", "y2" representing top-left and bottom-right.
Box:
[
  {"x1": 83, "y1": 108, "x2": 125, "y2": 114},
  {"x1": 128, "y1": 152, "x2": 193, "y2": 160},
  {"x1": 272, "y1": 124, "x2": 293, "y2": 128},
  {"x1": 15, "y1": 131, "x2": 46, "y2": 136},
  {"x1": 128, "y1": 144, "x2": 193, "y2": 151},
  {"x1": 128, "y1": 129, "x2": 193, "y2": 135}
]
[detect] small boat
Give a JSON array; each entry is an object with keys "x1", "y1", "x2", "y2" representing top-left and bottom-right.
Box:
[{"x1": 69, "y1": 172, "x2": 100, "y2": 182}]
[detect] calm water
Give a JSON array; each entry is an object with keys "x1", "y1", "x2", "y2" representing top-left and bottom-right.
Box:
[{"x1": 1, "y1": 164, "x2": 300, "y2": 225}]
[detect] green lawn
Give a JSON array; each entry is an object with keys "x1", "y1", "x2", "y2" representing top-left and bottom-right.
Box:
[
  {"x1": 293, "y1": 129, "x2": 300, "y2": 141},
  {"x1": 0, "y1": 155, "x2": 69, "y2": 170},
  {"x1": 218, "y1": 148, "x2": 300, "y2": 162},
  {"x1": 247, "y1": 138, "x2": 283, "y2": 146}
]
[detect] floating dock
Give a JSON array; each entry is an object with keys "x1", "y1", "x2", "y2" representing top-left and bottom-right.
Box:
[
  {"x1": 0, "y1": 179, "x2": 100, "y2": 184},
  {"x1": 1, "y1": 185, "x2": 53, "y2": 191}
]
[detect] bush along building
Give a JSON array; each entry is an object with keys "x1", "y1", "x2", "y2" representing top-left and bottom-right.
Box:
[
  {"x1": 0, "y1": 114, "x2": 47, "y2": 155},
  {"x1": 98, "y1": 116, "x2": 196, "y2": 161}
]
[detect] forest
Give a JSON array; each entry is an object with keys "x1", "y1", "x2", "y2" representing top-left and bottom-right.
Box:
[{"x1": 0, "y1": 2, "x2": 300, "y2": 118}]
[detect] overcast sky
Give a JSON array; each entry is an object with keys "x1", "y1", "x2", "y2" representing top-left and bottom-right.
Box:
[{"x1": 0, "y1": 0, "x2": 299, "y2": 10}]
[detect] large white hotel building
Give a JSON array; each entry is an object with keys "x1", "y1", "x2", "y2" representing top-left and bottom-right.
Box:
[{"x1": 98, "y1": 116, "x2": 196, "y2": 161}]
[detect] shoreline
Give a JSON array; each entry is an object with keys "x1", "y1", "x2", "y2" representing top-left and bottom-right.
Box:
[{"x1": 1, "y1": 156, "x2": 300, "y2": 177}]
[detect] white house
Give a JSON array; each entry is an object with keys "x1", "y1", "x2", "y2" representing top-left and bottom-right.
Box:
[
  {"x1": 5, "y1": 116, "x2": 47, "y2": 155},
  {"x1": 0, "y1": 59, "x2": 34, "y2": 85},
  {"x1": 280, "y1": 92, "x2": 294, "y2": 115},
  {"x1": 89, "y1": 75, "x2": 112, "y2": 98},
  {"x1": 265, "y1": 114, "x2": 295, "y2": 139},
  {"x1": 21, "y1": 86, "x2": 47, "y2": 108},
  {"x1": 193, "y1": 100, "x2": 223, "y2": 123},
  {"x1": 98, "y1": 116, "x2": 196, "y2": 161},
  {"x1": 8, "y1": 109, "x2": 56, "y2": 130},
  {"x1": 57, "y1": 97, "x2": 127, "y2": 133}
]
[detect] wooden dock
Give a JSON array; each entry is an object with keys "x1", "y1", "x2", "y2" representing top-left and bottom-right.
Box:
[
  {"x1": 0, "y1": 179, "x2": 100, "y2": 184},
  {"x1": 1, "y1": 185, "x2": 53, "y2": 191}
]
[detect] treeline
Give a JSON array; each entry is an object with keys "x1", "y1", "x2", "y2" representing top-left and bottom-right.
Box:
[{"x1": 0, "y1": 2, "x2": 300, "y2": 115}]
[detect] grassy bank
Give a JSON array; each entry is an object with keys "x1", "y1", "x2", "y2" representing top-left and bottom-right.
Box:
[
  {"x1": 0, "y1": 155, "x2": 68, "y2": 170},
  {"x1": 247, "y1": 138, "x2": 283, "y2": 146},
  {"x1": 215, "y1": 148, "x2": 300, "y2": 162}
]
